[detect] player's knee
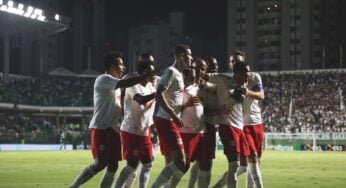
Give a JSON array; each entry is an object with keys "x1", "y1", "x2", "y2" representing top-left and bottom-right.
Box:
[
  {"x1": 141, "y1": 157, "x2": 154, "y2": 165},
  {"x1": 127, "y1": 159, "x2": 139, "y2": 169},
  {"x1": 198, "y1": 160, "x2": 212, "y2": 171},
  {"x1": 248, "y1": 152, "x2": 258, "y2": 163},
  {"x1": 107, "y1": 162, "x2": 118, "y2": 172},
  {"x1": 93, "y1": 159, "x2": 107, "y2": 172},
  {"x1": 226, "y1": 153, "x2": 238, "y2": 162}
]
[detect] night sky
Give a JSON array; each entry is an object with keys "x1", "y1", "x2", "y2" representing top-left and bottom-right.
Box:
[{"x1": 105, "y1": 0, "x2": 227, "y2": 59}]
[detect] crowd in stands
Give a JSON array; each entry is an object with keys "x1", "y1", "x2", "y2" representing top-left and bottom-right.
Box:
[
  {"x1": 262, "y1": 71, "x2": 346, "y2": 133},
  {"x1": 0, "y1": 71, "x2": 346, "y2": 144},
  {"x1": 0, "y1": 76, "x2": 94, "y2": 106}
]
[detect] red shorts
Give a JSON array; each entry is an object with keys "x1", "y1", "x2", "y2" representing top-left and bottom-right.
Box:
[
  {"x1": 180, "y1": 133, "x2": 203, "y2": 163},
  {"x1": 91, "y1": 128, "x2": 122, "y2": 161},
  {"x1": 244, "y1": 124, "x2": 264, "y2": 158},
  {"x1": 219, "y1": 124, "x2": 250, "y2": 157},
  {"x1": 197, "y1": 123, "x2": 216, "y2": 160},
  {"x1": 155, "y1": 117, "x2": 184, "y2": 156},
  {"x1": 121, "y1": 131, "x2": 153, "y2": 161}
]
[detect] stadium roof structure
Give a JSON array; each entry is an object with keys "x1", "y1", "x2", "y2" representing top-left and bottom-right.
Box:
[
  {"x1": 80, "y1": 69, "x2": 100, "y2": 78},
  {"x1": 48, "y1": 67, "x2": 78, "y2": 77},
  {"x1": 0, "y1": 0, "x2": 69, "y2": 83},
  {"x1": 0, "y1": 0, "x2": 69, "y2": 37}
]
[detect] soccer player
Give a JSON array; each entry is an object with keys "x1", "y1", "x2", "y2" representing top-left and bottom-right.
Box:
[
  {"x1": 213, "y1": 51, "x2": 264, "y2": 188},
  {"x1": 69, "y1": 51, "x2": 155, "y2": 188},
  {"x1": 187, "y1": 57, "x2": 217, "y2": 188},
  {"x1": 205, "y1": 56, "x2": 219, "y2": 73},
  {"x1": 122, "y1": 52, "x2": 159, "y2": 188},
  {"x1": 151, "y1": 44, "x2": 193, "y2": 188},
  {"x1": 114, "y1": 60, "x2": 157, "y2": 188},
  {"x1": 208, "y1": 60, "x2": 250, "y2": 188}
]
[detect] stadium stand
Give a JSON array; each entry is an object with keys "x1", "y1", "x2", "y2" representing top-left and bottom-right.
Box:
[{"x1": 0, "y1": 69, "x2": 345, "y2": 145}]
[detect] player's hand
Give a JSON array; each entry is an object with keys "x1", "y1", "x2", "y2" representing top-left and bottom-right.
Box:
[
  {"x1": 189, "y1": 96, "x2": 200, "y2": 106},
  {"x1": 240, "y1": 86, "x2": 248, "y2": 96}
]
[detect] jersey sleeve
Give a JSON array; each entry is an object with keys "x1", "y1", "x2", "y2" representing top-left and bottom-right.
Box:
[
  {"x1": 95, "y1": 75, "x2": 120, "y2": 92},
  {"x1": 158, "y1": 68, "x2": 175, "y2": 89},
  {"x1": 252, "y1": 73, "x2": 263, "y2": 91}
]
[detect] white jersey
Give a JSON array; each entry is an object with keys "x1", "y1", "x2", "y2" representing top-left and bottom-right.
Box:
[
  {"x1": 121, "y1": 82, "x2": 156, "y2": 136},
  {"x1": 156, "y1": 66, "x2": 185, "y2": 120},
  {"x1": 179, "y1": 84, "x2": 206, "y2": 133},
  {"x1": 243, "y1": 72, "x2": 263, "y2": 125},
  {"x1": 89, "y1": 74, "x2": 122, "y2": 130},
  {"x1": 209, "y1": 73, "x2": 243, "y2": 130},
  {"x1": 202, "y1": 78, "x2": 220, "y2": 125}
]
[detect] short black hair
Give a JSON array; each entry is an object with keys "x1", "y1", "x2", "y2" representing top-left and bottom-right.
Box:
[
  {"x1": 205, "y1": 56, "x2": 216, "y2": 65},
  {"x1": 139, "y1": 52, "x2": 154, "y2": 62},
  {"x1": 136, "y1": 59, "x2": 154, "y2": 74},
  {"x1": 103, "y1": 51, "x2": 123, "y2": 70},
  {"x1": 174, "y1": 44, "x2": 190, "y2": 55},
  {"x1": 229, "y1": 50, "x2": 246, "y2": 58},
  {"x1": 233, "y1": 61, "x2": 249, "y2": 74}
]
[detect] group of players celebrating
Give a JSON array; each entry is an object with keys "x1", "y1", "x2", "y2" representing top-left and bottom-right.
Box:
[{"x1": 69, "y1": 44, "x2": 265, "y2": 188}]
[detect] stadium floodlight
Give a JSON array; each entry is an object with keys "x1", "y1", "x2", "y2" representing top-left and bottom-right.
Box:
[
  {"x1": 54, "y1": 14, "x2": 60, "y2": 21},
  {"x1": 7, "y1": 1, "x2": 14, "y2": 8},
  {"x1": 30, "y1": 13, "x2": 38, "y2": 19},
  {"x1": 24, "y1": 6, "x2": 34, "y2": 17},
  {"x1": 34, "y1": 8, "x2": 42, "y2": 16},
  {"x1": 37, "y1": 15, "x2": 46, "y2": 22},
  {"x1": 0, "y1": 5, "x2": 7, "y2": 11},
  {"x1": 27, "y1": 6, "x2": 34, "y2": 13},
  {"x1": 18, "y1": 3, "x2": 24, "y2": 10}
]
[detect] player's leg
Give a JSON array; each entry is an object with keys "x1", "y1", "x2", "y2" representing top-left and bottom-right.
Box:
[
  {"x1": 138, "y1": 135, "x2": 155, "y2": 188},
  {"x1": 70, "y1": 128, "x2": 109, "y2": 188},
  {"x1": 123, "y1": 168, "x2": 138, "y2": 188},
  {"x1": 197, "y1": 159, "x2": 212, "y2": 188},
  {"x1": 168, "y1": 147, "x2": 190, "y2": 187},
  {"x1": 188, "y1": 162, "x2": 198, "y2": 188},
  {"x1": 114, "y1": 131, "x2": 140, "y2": 188},
  {"x1": 245, "y1": 125, "x2": 263, "y2": 188},
  {"x1": 139, "y1": 159, "x2": 153, "y2": 188},
  {"x1": 114, "y1": 159, "x2": 139, "y2": 188},
  {"x1": 152, "y1": 117, "x2": 187, "y2": 188},
  {"x1": 195, "y1": 131, "x2": 214, "y2": 188},
  {"x1": 100, "y1": 129, "x2": 121, "y2": 188},
  {"x1": 219, "y1": 124, "x2": 242, "y2": 188}
]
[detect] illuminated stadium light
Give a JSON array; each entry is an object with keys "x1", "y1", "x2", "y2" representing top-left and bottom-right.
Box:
[
  {"x1": 7, "y1": 1, "x2": 14, "y2": 8},
  {"x1": 34, "y1": 8, "x2": 42, "y2": 16},
  {"x1": 54, "y1": 14, "x2": 60, "y2": 21},
  {"x1": 0, "y1": 0, "x2": 64, "y2": 25},
  {"x1": 18, "y1": 3, "x2": 23, "y2": 10},
  {"x1": 30, "y1": 13, "x2": 38, "y2": 19},
  {"x1": 24, "y1": 6, "x2": 33, "y2": 17},
  {"x1": 0, "y1": 5, "x2": 7, "y2": 11},
  {"x1": 37, "y1": 15, "x2": 46, "y2": 21}
]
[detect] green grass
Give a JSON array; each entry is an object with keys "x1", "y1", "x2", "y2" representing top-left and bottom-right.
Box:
[{"x1": 0, "y1": 150, "x2": 345, "y2": 188}]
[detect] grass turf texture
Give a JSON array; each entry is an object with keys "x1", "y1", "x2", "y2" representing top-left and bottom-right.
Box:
[{"x1": 0, "y1": 150, "x2": 345, "y2": 188}]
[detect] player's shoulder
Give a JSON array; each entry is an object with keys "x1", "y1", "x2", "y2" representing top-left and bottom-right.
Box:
[{"x1": 249, "y1": 72, "x2": 262, "y2": 81}]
